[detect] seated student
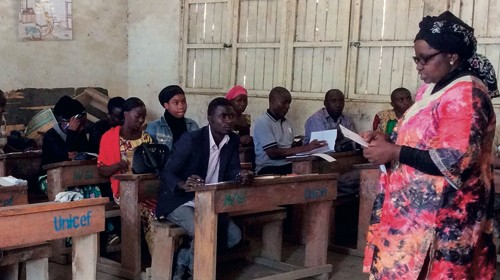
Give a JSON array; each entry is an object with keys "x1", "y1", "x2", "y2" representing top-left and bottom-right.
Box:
[
  {"x1": 88, "y1": 97, "x2": 125, "y2": 153},
  {"x1": 304, "y1": 89, "x2": 356, "y2": 152},
  {"x1": 253, "y1": 87, "x2": 326, "y2": 175},
  {"x1": 146, "y1": 85, "x2": 199, "y2": 149},
  {"x1": 373, "y1": 87, "x2": 413, "y2": 134},
  {"x1": 40, "y1": 96, "x2": 99, "y2": 198},
  {"x1": 155, "y1": 97, "x2": 253, "y2": 279},
  {"x1": 97, "y1": 97, "x2": 153, "y2": 204},
  {"x1": 225, "y1": 85, "x2": 252, "y2": 146},
  {"x1": 42, "y1": 96, "x2": 89, "y2": 166}
]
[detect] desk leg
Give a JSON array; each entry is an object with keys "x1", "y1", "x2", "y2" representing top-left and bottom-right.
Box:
[
  {"x1": 120, "y1": 181, "x2": 141, "y2": 278},
  {"x1": 261, "y1": 220, "x2": 283, "y2": 261},
  {"x1": 194, "y1": 191, "x2": 217, "y2": 280},
  {"x1": 72, "y1": 233, "x2": 98, "y2": 280},
  {"x1": 304, "y1": 201, "x2": 332, "y2": 280}
]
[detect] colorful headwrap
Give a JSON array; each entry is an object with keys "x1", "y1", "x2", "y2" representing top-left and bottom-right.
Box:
[
  {"x1": 415, "y1": 11, "x2": 499, "y2": 98},
  {"x1": 225, "y1": 85, "x2": 248, "y2": 100}
]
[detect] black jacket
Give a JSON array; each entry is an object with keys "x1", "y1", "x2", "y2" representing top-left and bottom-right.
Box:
[{"x1": 155, "y1": 126, "x2": 240, "y2": 218}]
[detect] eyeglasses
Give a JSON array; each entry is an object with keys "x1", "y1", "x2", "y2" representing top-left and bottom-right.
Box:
[{"x1": 412, "y1": 52, "x2": 441, "y2": 65}]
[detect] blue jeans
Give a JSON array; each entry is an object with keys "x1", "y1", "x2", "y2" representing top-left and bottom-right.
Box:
[{"x1": 167, "y1": 205, "x2": 242, "y2": 273}]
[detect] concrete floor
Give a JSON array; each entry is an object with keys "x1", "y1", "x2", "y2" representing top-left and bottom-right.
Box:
[
  {"x1": 47, "y1": 242, "x2": 500, "y2": 280},
  {"x1": 49, "y1": 242, "x2": 368, "y2": 280}
]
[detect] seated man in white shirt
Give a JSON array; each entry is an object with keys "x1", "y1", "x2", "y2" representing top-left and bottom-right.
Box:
[{"x1": 156, "y1": 97, "x2": 253, "y2": 279}]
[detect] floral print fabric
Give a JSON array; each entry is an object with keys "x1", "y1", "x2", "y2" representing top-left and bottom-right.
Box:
[{"x1": 363, "y1": 75, "x2": 497, "y2": 279}]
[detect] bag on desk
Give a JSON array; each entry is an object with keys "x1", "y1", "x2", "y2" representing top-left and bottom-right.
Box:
[{"x1": 132, "y1": 143, "x2": 170, "y2": 174}]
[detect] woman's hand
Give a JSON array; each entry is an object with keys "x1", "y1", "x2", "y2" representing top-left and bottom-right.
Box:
[{"x1": 363, "y1": 133, "x2": 401, "y2": 165}]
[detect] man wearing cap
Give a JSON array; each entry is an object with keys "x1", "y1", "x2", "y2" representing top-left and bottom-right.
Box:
[
  {"x1": 41, "y1": 95, "x2": 89, "y2": 166},
  {"x1": 146, "y1": 85, "x2": 199, "y2": 150}
]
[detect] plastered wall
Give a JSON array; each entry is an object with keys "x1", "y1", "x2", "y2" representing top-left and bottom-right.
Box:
[
  {"x1": 1, "y1": 0, "x2": 498, "y2": 136},
  {"x1": 0, "y1": 0, "x2": 128, "y2": 95}
]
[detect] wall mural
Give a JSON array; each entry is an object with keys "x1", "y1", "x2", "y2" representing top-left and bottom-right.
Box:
[{"x1": 19, "y1": 0, "x2": 72, "y2": 41}]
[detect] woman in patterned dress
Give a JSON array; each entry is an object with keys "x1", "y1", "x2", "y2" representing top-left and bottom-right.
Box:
[{"x1": 362, "y1": 11, "x2": 498, "y2": 279}]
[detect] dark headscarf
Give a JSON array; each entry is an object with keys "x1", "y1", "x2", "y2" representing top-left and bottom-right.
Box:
[
  {"x1": 53, "y1": 96, "x2": 86, "y2": 121},
  {"x1": 159, "y1": 85, "x2": 184, "y2": 105},
  {"x1": 415, "y1": 11, "x2": 499, "y2": 98}
]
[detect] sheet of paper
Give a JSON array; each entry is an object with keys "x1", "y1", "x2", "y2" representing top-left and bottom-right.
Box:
[
  {"x1": 311, "y1": 153, "x2": 336, "y2": 162},
  {"x1": 310, "y1": 129, "x2": 337, "y2": 150},
  {"x1": 339, "y1": 125, "x2": 369, "y2": 147}
]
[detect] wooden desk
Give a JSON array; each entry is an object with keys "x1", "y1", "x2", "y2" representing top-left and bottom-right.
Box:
[
  {"x1": 288, "y1": 150, "x2": 367, "y2": 175},
  {"x1": 354, "y1": 163, "x2": 380, "y2": 257},
  {"x1": 43, "y1": 159, "x2": 110, "y2": 264},
  {"x1": 0, "y1": 151, "x2": 42, "y2": 196},
  {"x1": 0, "y1": 197, "x2": 107, "y2": 280},
  {"x1": 191, "y1": 174, "x2": 337, "y2": 280},
  {"x1": 97, "y1": 173, "x2": 159, "y2": 280},
  {"x1": 0, "y1": 185, "x2": 28, "y2": 207},
  {"x1": 43, "y1": 159, "x2": 109, "y2": 201},
  {"x1": 0, "y1": 150, "x2": 42, "y2": 177}
]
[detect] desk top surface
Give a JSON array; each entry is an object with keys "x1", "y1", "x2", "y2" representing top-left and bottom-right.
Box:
[
  {"x1": 43, "y1": 159, "x2": 97, "y2": 170},
  {"x1": 191, "y1": 173, "x2": 337, "y2": 192},
  {"x1": 0, "y1": 150, "x2": 42, "y2": 160}
]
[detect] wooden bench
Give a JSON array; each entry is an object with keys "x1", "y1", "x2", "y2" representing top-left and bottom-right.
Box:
[
  {"x1": 149, "y1": 206, "x2": 286, "y2": 280},
  {"x1": 0, "y1": 197, "x2": 108, "y2": 280},
  {"x1": 43, "y1": 159, "x2": 116, "y2": 264}
]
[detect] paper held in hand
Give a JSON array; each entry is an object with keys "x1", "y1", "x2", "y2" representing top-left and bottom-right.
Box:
[
  {"x1": 339, "y1": 125, "x2": 369, "y2": 147},
  {"x1": 339, "y1": 125, "x2": 387, "y2": 174}
]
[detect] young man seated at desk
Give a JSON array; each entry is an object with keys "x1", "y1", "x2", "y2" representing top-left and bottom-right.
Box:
[
  {"x1": 304, "y1": 89, "x2": 356, "y2": 152},
  {"x1": 253, "y1": 86, "x2": 326, "y2": 175},
  {"x1": 155, "y1": 97, "x2": 253, "y2": 280}
]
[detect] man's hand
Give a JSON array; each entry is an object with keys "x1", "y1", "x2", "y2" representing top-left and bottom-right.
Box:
[
  {"x1": 237, "y1": 169, "x2": 254, "y2": 185},
  {"x1": 179, "y1": 175, "x2": 204, "y2": 191},
  {"x1": 304, "y1": 139, "x2": 327, "y2": 152}
]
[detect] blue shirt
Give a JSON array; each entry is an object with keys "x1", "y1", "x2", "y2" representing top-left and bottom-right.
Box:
[{"x1": 304, "y1": 108, "x2": 355, "y2": 144}]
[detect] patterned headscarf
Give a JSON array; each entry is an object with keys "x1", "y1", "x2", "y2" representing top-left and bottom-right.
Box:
[{"x1": 415, "y1": 11, "x2": 499, "y2": 98}]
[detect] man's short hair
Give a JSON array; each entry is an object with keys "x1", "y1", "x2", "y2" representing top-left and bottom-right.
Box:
[
  {"x1": 208, "y1": 97, "x2": 232, "y2": 116},
  {"x1": 269, "y1": 86, "x2": 290, "y2": 101},
  {"x1": 390, "y1": 87, "x2": 411, "y2": 101},
  {"x1": 324, "y1": 89, "x2": 344, "y2": 100},
  {"x1": 107, "y1": 96, "x2": 125, "y2": 113}
]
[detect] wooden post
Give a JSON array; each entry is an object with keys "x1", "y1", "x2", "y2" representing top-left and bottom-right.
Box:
[
  {"x1": 72, "y1": 233, "x2": 98, "y2": 280},
  {"x1": 193, "y1": 191, "x2": 218, "y2": 280},
  {"x1": 304, "y1": 201, "x2": 332, "y2": 280},
  {"x1": 26, "y1": 258, "x2": 49, "y2": 280}
]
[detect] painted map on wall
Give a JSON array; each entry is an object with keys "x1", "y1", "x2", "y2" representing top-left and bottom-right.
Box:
[{"x1": 19, "y1": 0, "x2": 72, "y2": 41}]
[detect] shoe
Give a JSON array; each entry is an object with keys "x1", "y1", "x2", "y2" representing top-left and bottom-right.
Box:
[{"x1": 107, "y1": 234, "x2": 120, "y2": 246}]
